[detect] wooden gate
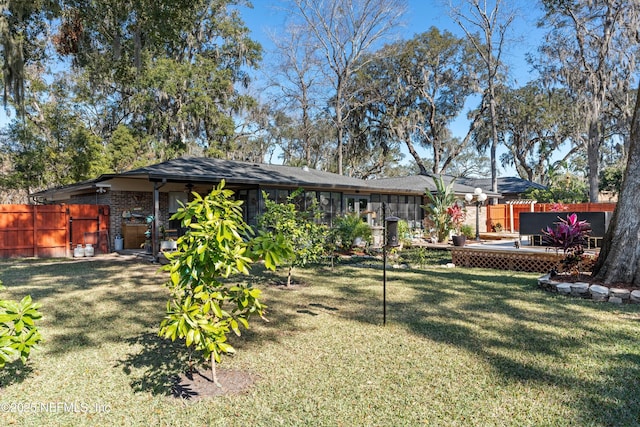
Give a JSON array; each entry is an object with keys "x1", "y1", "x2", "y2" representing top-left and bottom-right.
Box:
[{"x1": 0, "y1": 204, "x2": 110, "y2": 258}]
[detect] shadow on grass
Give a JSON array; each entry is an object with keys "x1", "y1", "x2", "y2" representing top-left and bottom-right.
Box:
[
  {"x1": 3, "y1": 257, "x2": 638, "y2": 424},
  {"x1": 0, "y1": 258, "x2": 170, "y2": 356},
  {"x1": 111, "y1": 264, "x2": 310, "y2": 396},
  {"x1": 0, "y1": 362, "x2": 34, "y2": 388},
  {"x1": 582, "y1": 351, "x2": 640, "y2": 425},
  {"x1": 326, "y1": 264, "x2": 640, "y2": 426},
  {"x1": 116, "y1": 332, "x2": 192, "y2": 396}
]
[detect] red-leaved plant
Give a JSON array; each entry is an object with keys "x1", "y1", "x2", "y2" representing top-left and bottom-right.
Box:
[
  {"x1": 447, "y1": 204, "x2": 466, "y2": 235},
  {"x1": 549, "y1": 202, "x2": 567, "y2": 212},
  {"x1": 541, "y1": 213, "x2": 592, "y2": 275}
]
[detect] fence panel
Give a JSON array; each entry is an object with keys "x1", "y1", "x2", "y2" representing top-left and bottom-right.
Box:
[
  {"x1": 487, "y1": 202, "x2": 616, "y2": 232},
  {"x1": 35, "y1": 205, "x2": 69, "y2": 258},
  {"x1": 486, "y1": 205, "x2": 508, "y2": 231},
  {"x1": 0, "y1": 204, "x2": 109, "y2": 258},
  {"x1": 68, "y1": 205, "x2": 110, "y2": 254},
  {"x1": 0, "y1": 205, "x2": 67, "y2": 257},
  {"x1": 512, "y1": 205, "x2": 534, "y2": 232}
]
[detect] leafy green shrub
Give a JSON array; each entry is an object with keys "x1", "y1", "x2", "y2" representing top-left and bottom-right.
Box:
[
  {"x1": 333, "y1": 213, "x2": 372, "y2": 250},
  {"x1": 399, "y1": 248, "x2": 452, "y2": 267},
  {"x1": 599, "y1": 164, "x2": 624, "y2": 197},
  {"x1": 460, "y1": 224, "x2": 474, "y2": 239},
  {"x1": 159, "y1": 181, "x2": 291, "y2": 386},
  {"x1": 0, "y1": 281, "x2": 42, "y2": 369},
  {"x1": 524, "y1": 176, "x2": 588, "y2": 203},
  {"x1": 397, "y1": 219, "x2": 413, "y2": 246},
  {"x1": 258, "y1": 190, "x2": 329, "y2": 286}
]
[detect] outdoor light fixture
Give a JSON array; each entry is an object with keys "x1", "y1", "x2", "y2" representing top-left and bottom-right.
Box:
[{"x1": 465, "y1": 188, "x2": 488, "y2": 241}]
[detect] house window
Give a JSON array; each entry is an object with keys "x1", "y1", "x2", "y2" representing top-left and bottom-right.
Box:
[
  {"x1": 317, "y1": 191, "x2": 342, "y2": 226},
  {"x1": 276, "y1": 189, "x2": 289, "y2": 203},
  {"x1": 304, "y1": 191, "x2": 317, "y2": 210},
  {"x1": 168, "y1": 192, "x2": 188, "y2": 213},
  {"x1": 246, "y1": 189, "x2": 259, "y2": 227},
  {"x1": 262, "y1": 188, "x2": 276, "y2": 203}
]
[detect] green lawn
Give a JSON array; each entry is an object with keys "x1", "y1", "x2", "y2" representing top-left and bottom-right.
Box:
[{"x1": 0, "y1": 254, "x2": 639, "y2": 426}]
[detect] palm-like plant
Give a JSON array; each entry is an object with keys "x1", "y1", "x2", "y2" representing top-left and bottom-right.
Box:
[{"x1": 423, "y1": 176, "x2": 457, "y2": 242}]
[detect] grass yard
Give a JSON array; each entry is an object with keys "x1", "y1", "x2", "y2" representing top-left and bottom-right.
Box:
[{"x1": 0, "y1": 253, "x2": 639, "y2": 426}]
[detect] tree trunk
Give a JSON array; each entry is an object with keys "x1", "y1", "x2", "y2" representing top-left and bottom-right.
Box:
[
  {"x1": 335, "y1": 79, "x2": 344, "y2": 176},
  {"x1": 487, "y1": 78, "x2": 500, "y2": 205},
  {"x1": 336, "y1": 124, "x2": 344, "y2": 175},
  {"x1": 402, "y1": 131, "x2": 429, "y2": 175},
  {"x1": 287, "y1": 266, "x2": 293, "y2": 287},
  {"x1": 592, "y1": 82, "x2": 640, "y2": 286},
  {"x1": 587, "y1": 119, "x2": 601, "y2": 203},
  {"x1": 211, "y1": 353, "x2": 221, "y2": 388}
]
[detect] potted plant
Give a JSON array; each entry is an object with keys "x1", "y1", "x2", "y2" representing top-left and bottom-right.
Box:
[{"x1": 448, "y1": 203, "x2": 467, "y2": 246}]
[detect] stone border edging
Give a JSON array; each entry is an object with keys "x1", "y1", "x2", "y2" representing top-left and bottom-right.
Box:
[{"x1": 538, "y1": 274, "x2": 640, "y2": 304}]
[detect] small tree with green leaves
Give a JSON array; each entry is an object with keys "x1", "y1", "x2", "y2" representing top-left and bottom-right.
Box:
[
  {"x1": 159, "y1": 181, "x2": 292, "y2": 386},
  {"x1": 0, "y1": 281, "x2": 42, "y2": 369},
  {"x1": 258, "y1": 190, "x2": 329, "y2": 286}
]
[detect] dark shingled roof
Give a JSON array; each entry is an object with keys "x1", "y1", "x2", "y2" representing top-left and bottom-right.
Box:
[
  {"x1": 368, "y1": 174, "x2": 500, "y2": 196},
  {"x1": 34, "y1": 157, "x2": 525, "y2": 199},
  {"x1": 120, "y1": 156, "x2": 377, "y2": 190},
  {"x1": 457, "y1": 176, "x2": 546, "y2": 195}
]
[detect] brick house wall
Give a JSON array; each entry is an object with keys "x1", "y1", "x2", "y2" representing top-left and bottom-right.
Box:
[{"x1": 71, "y1": 190, "x2": 171, "y2": 250}]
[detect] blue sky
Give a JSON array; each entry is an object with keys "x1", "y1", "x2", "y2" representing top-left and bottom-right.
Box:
[
  {"x1": 241, "y1": 0, "x2": 544, "y2": 83},
  {"x1": 239, "y1": 0, "x2": 548, "y2": 176}
]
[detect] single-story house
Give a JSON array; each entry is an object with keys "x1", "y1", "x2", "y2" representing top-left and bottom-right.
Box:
[{"x1": 30, "y1": 157, "x2": 500, "y2": 257}]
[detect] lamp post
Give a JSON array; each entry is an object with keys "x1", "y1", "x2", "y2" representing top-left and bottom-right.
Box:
[{"x1": 465, "y1": 188, "x2": 488, "y2": 241}]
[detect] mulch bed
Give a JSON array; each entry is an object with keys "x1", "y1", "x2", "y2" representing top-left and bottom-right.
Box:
[{"x1": 171, "y1": 367, "x2": 258, "y2": 400}]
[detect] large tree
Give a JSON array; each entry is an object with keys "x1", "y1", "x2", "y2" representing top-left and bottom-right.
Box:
[
  {"x1": 287, "y1": 0, "x2": 406, "y2": 175},
  {"x1": 592, "y1": 78, "x2": 640, "y2": 286},
  {"x1": 1, "y1": 0, "x2": 263, "y2": 194},
  {"x1": 0, "y1": 72, "x2": 110, "y2": 199},
  {"x1": 0, "y1": 0, "x2": 54, "y2": 110},
  {"x1": 61, "y1": 0, "x2": 262, "y2": 159},
  {"x1": 267, "y1": 21, "x2": 327, "y2": 167},
  {"x1": 538, "y1": 0, "x2": 640, "y2": 202},
  {"x1": 496, "y1": 82, "x2": 579, "y2": 183},
  {"x1": 346, "y1": 27, "x2": 485, "y2": 176},
  {"x1": 450, "y1": 0, "x2": 515, "y2": 200}
]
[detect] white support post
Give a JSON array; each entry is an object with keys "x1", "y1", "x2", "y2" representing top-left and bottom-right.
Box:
[{"x1": 509, "y1": 203, "x2": 514, "y2": 233}]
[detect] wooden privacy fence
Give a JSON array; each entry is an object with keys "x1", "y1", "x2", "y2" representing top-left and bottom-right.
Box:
[
  {"x1": 487, "y1": 202, "x2": 617, "y2": 232},
  {"x1": 0, "y1": 204, "x2": 110, "y2": 258}
]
